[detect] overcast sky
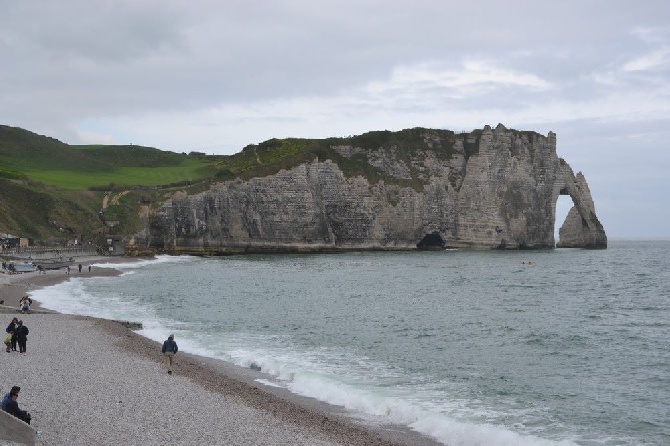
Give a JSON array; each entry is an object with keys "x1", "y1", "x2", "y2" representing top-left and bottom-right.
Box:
[{"x1": 1, "y1": 1, "x2": 669, "y2": 239}]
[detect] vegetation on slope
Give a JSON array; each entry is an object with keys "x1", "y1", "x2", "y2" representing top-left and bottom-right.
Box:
[
  {"x1": 0, "y1": 125, "x2": 218, "y2": 242},
  {"x1": 210, "y1": 127, "x2": 476, "y2": 190},
  {"x1": 0, "y1": 125, "x2": 216, "y2": 190},
  {"x1": 0, "y1": 178, "x2": 104, "y2": 241}
]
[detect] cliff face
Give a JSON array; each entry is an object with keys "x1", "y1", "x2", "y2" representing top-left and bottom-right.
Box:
[{"x1": 132, "y1": 124, "x2": 607, "y2": 254}]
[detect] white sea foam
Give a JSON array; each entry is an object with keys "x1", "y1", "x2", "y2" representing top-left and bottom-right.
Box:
[
  {"x1": 410, "y1": 416, "x2": 576, "y2": 446},
  {"x1": 164, "y1": 334, "x2": 576, "y2": 446},
  {"x1": 91, "y1": 254, "x2": 196, "y2": 271},
  {"x1": 30, "y1": 277, "x2": 124, "y2": 319},
  {"x1": 255, "y1": 378, "x2": 284, "y2": 388},
  {"x1": 282, "y1": 367, "x2": 576, "y2": 446}
]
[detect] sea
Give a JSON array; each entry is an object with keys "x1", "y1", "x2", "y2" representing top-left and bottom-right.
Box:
[{"x1": 30, "y1": 240, "x2": 669, "y2": 446}]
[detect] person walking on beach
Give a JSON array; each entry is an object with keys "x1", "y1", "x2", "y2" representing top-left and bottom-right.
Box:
[
  {"x1": 161, "y1": 334, "x2": 178, "y2": 375},
  {"x1": 5, "y1": 317, "x2": 19, "y2": 352},
  {"x1": 19, "y1": 296, "x2": 31, "y2": 314},
  {"x1": 1, "y1": 386, "x2": 31, "y2": 424},
  {"x1": 15, "y1": 321, "x2": 28, "y2": 354},
  {"x1": 78, "y1": 263, "x2": 82, "y2": 273}
]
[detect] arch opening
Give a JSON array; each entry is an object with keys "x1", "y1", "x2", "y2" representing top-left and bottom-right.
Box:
[{"x1": 555, "y1": 195, "x2": 574, "y2": 244}]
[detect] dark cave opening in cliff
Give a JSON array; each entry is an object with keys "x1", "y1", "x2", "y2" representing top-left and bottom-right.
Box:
[{"x1": 417, "y1": 232, "x2": 445, "y2": 250}]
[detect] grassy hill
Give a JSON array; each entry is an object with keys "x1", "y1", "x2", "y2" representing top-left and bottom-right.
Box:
[
  {"x1": 0, "y1": 125, "x2": 220, "y2": 242},
  {"x1": 0, "y1": 125, "x2": 217, "y2": 190}
]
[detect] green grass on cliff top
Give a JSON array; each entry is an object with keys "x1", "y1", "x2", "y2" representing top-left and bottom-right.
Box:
[
  {"x1": 24, "y1": 158, "x2": 216, "y2": 190},
  {"x1": 0, "y1": 125, "x2": 217, "y2": 189}
]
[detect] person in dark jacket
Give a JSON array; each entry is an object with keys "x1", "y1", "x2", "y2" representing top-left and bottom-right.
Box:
[
  {"x1": 1, "y1": 386, "x2": 31, "y2": 424},
  {"x1": 15, "y1": 321, "x2": 28, "y2": 354},
  {"x1": 5, "y1": 317, "x2": 19, "y2": 352},
  {"x1": 161, "y1": 334, "x2": 178, "y2": 375}
]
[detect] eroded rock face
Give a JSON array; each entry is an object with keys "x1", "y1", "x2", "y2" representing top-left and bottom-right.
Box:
[
  {"x1": 556, "y1": 172, "x2": 608, "y2": 248},
  {"x1": 132, "y1": 124, "x2": 607, "y2": 254}
]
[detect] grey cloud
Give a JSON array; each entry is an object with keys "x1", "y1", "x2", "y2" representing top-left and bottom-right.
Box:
[
  {"x1": 4, "y1": 1, "x2": 186, "y2": 62},
  {"x1": 1, "y1": 1, "x2": 670, "y2": 237}
]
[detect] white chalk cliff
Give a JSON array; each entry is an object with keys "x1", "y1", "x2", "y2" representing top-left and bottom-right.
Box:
[{"x1": 133, "y1": 124, "x2": 607, "y2": 254}]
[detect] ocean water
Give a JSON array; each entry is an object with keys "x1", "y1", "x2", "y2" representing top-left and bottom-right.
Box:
[{"x1": 30, "y1": 241, "x2": 669, "y2": 445}]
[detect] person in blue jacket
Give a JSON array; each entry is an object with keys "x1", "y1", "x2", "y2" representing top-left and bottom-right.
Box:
[
  {"x1": 161, "y1": 334, "x2": 178, "y2": 375},
  {"x1": 2, "y1": 386, "x2": 31, "y2": 424}
]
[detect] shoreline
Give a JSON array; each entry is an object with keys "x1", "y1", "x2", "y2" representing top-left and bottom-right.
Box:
[{"x1": 0, "y1": 257, "x2": 439, "y2": 445}]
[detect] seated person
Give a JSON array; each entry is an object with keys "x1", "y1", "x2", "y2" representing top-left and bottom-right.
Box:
[{"x1": 1, "y1": 386, "x2": 31, "y2": 424}]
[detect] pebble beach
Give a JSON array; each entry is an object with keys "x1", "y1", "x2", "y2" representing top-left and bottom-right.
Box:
[{"x1": 0, "y1": 260, "x2": 421, "y2": 446}]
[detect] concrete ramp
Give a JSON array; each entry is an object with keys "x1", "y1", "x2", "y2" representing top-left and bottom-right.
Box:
[{"x1": 0, "y1": 410, "x2": 36, "y2": 445}]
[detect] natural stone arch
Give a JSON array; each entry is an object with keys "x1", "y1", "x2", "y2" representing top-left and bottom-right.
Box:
[{"x1": 553, "y1": 161, "x2": 607, "y2": 248}]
